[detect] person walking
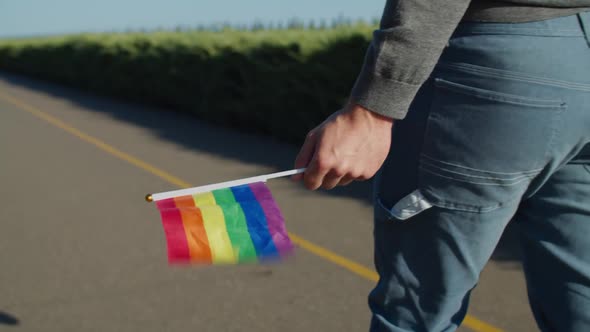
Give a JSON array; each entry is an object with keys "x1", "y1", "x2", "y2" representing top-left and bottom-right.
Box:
[{"x1": 293, "y1": 1, "x2": 590, "y2": 331}]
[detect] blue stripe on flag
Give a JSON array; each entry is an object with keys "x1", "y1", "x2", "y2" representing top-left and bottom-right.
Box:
[{"x1": 230, "y1": 185, "x2": 279, "y2": 259}]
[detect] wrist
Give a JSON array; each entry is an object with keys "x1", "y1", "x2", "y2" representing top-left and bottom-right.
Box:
[{"x1": 345, "y1": 102, "x2": 394, "y2": 128}]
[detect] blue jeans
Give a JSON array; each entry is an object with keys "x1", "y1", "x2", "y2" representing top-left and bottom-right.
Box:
[{"x1": 371, "y1": 13, "x2": 590, "y2": 332}]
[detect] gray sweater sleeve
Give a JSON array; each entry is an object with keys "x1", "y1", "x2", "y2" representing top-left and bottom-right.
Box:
[{"x1": 350, "y1": 0, "x2": 472, "y2": 120}]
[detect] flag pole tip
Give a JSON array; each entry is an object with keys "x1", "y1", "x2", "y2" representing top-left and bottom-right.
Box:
[{"x1": 145, "y1": 194, "x2": 153, "y2": 203}]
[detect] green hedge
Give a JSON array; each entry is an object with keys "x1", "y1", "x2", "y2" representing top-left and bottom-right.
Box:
[{"x1": 0, "y1": 27, "x2": 373, "y2": 143}]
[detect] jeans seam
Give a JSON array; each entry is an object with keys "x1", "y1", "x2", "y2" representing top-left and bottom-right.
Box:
[
  {"x1": 438, "y1": 62, "x2": 590, "y2": 92},
  {"x1": 434, "y1": 78, "x2": 566, "y2": 107},
  {"x1": 420, "y1": 160, "x2": 541, "y2": 181},
  {"x1": 420, "y1": 166, "x2": 536, "y2": 186},
  {"x1": 421, "y1": 154, "x2": 544, "y2": 175}
]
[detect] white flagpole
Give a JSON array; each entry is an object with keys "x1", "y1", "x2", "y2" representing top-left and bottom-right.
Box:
[{"x1": 146, "y1": 168, "x2": 306, "y2": 202}]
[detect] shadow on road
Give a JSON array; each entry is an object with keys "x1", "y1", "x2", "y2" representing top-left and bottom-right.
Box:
[
  {"x1": 0, "y1": 71, "x2": 373, "y2": 202},
  {"x1": 0, "y1": 311, "x2": 19, "y2": 325},
  {"x1": 0, "y1": 72, "x2": 522, "y2": 265}
]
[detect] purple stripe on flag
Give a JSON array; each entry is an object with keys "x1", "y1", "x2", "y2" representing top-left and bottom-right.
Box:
[{"x1": 248, "y1": 182, "x2": 294, "y2": 256}]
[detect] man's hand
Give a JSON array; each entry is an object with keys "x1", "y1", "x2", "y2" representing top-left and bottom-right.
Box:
[{"x1": 293, "y1": 103, "x2": 394, "y2": 190}]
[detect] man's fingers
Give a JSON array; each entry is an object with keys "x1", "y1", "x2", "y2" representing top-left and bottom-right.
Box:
[
  {"x1": 304, "y1": 155, "x2": 330, "y2": 190},
  {"x1": 321, "y1": 170, "x2": 345, "y2": 190},
  {"x1": 292, "y1": 131, "x2": 317, "y2": 181},
  {"x1": 338, "y1": 175, "x2": 355, "y2": 187}
]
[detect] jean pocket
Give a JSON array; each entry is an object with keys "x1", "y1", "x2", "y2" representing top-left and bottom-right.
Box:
[
  {"x1": 375, "y1": 190, "x2": 433, "y2": 222},
  {"x1": 419, "y1": 78, "x2": 566, "y2": 212}
]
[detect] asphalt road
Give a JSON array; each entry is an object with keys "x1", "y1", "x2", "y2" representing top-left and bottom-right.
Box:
[{"x1": 0, "y1": 72, "x2": 538, "y2": 332}]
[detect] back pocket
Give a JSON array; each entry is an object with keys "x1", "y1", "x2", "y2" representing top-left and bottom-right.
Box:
[{"x1": 419, "y1": 78, "x2": 566, "y2": 212}]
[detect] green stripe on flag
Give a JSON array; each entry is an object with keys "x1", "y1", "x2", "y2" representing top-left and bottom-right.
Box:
[{"x1": 213, "y1": 188, "x2": 258, "y2": 262}]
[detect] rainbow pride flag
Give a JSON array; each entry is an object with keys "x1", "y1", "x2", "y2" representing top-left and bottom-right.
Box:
[{"x1": 155, "y1": 182, "x2": 294, "y2": 264}]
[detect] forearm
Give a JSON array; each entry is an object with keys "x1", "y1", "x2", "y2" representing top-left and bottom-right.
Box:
[{"x1": 350, "y1": 0, "x2": 471, "y2": 119}]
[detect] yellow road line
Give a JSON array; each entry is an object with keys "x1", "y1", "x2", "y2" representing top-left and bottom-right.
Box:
[
  {"x1": 463, "y1": 317, "x2": 503, "y2": 332},
  {"x1": 0, "y1": 92, "x2": 190, "y2": 190},
  {"x1": 0, "y1": 90, "x2": 503, "y2": 332},
  {"x1": 288, "y1": 233, "x2": 380, "y2": 282}
]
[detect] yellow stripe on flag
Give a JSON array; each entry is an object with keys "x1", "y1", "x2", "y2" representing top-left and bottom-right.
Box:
[
  {"x1": 200, "y1": 205, "x2": 236, "y2": 264},
  {"x1": 192, "y1": 192, "x2": 217, "y2": 207}
]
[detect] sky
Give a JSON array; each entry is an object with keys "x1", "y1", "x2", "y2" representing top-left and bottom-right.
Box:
[{"x1": 0, "y1": 0, "x2": 385, "y2": 38}]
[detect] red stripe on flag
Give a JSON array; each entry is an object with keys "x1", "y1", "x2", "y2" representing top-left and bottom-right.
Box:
[
  {"x1": 172, "y1": 195, "x2": 213, "y2": 263},
  {"x1": 157, "y1": 199, "x2": 191, "y2": 263}
]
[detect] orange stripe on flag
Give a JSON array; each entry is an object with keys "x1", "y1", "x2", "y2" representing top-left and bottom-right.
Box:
[
  {"x1": 179, "y1": 208, "x2": 213, "y2": 264},
  {"x1": 174, "y1": 195, "x2": 196, "y2": 208}
]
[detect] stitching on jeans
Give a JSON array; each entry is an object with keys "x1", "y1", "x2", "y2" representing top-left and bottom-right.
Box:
[
  {"x1": 439, "y1": 62, "x2": 590, "y2": 90},
  {"x1": 438, "y1": 62, "x2": 590, "y2": 91},
  {"x1": 420, "y1": 160, "x2": 541, "y2": 181},
  {"x1": 420, "y1": 159, "x2": 542, "y2": 180},
  {"x1": 435, "y1": 78, "x2": 566, "y2": 107},
  {"x1": 420, "y1": 166, "x2": 535, "y2": 186},
  {"x1": 420, "y1": 154, "x2": 544, "y2": 175}
]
